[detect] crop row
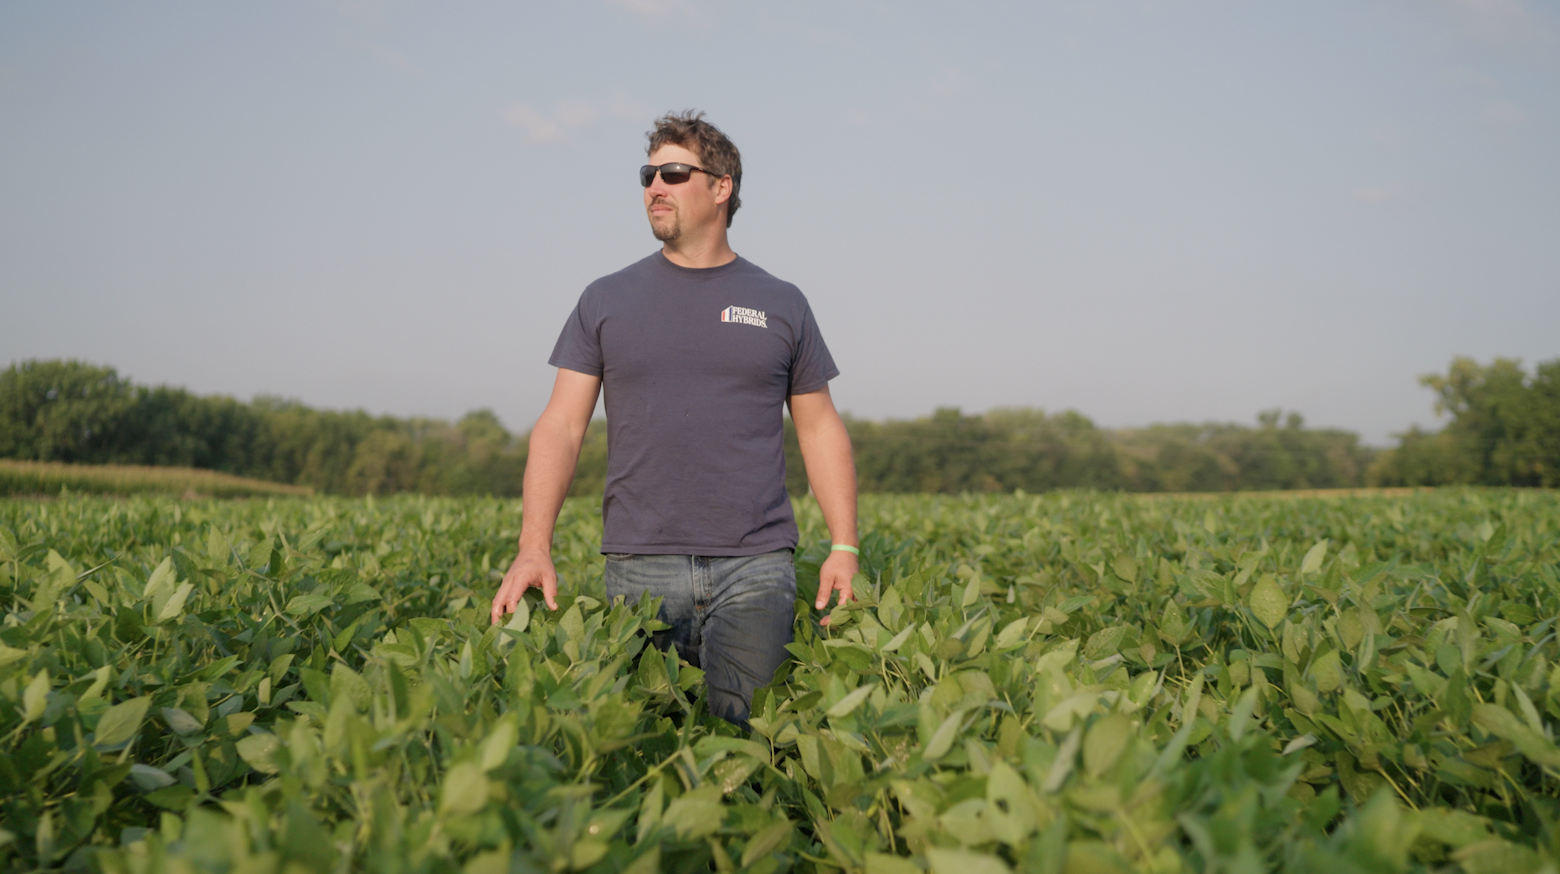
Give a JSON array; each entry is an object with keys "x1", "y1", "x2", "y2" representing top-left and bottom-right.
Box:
[
  {"x1": 0, "y1": 460, "x2": 314, "y2": 499},
  {"x1": 1, "y1": 488, "x2": 1557, "y2": 872}
]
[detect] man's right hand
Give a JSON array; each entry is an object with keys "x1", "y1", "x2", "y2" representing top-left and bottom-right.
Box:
[{"x1": 491, "y1": 551, "x2": 559, "y2": 624}]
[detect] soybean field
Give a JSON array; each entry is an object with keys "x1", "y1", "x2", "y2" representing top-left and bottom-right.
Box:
[{"x1": 2, "y1": 488, "x2": 1559, "y2": 873}]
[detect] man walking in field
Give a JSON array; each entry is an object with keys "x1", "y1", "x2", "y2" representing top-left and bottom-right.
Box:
[{"x1": 489, "y1": 111, "x2": 859, "y2": 726}]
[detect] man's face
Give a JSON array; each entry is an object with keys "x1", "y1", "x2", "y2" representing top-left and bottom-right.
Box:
[{"x1": 644, "y1": 143, "x2": 726, "y2": 243}]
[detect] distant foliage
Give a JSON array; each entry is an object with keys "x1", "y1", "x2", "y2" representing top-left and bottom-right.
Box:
[
  {"x1": 1113, "y1": 411, "x2": 1373, "y2": 493},
  {"x1": 0, "y1": 360, "x2": 529, "y2": 496},
  {"x1": 846, "y1": 408, "x2": 1123, "y2": 494},
  {"x1": 0, "y1": 360, "x2": 138, "y2": 463},
  {"x1": 13, "y1": 356, "x2": 1556, "y2": 497},
  {"x1": 779, "y1": 408, "x2": 1376, "y2": 496},
  {"x1": 1371, "y1": 357, "x2": 1560, "y2": 488}
]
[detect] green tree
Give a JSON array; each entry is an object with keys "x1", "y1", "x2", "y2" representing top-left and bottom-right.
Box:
[
  {"x1": 0, "y1": 360, "x2": 137, "y2": 462},
  {"x1": 444, "y1": 410, "x2": 526, "y2": 496},
  {"x1": 1413, "y1": 356, "x2": 1560, "y2": 486},
  {"x1": 346, "y1": 430, "x2": 422, "y2": 496},
  {"x1": 1366, "y1": 426, "x2": 1472, "y2": 487}
]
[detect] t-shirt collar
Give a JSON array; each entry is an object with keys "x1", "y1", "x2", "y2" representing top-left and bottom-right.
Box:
[{"x1": 653, "y1": 250, "x2": 744, "y2": 279}]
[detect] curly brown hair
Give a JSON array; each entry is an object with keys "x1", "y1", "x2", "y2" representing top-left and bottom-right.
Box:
[{"x1": 646, "y1": 110, "x2": 743, "y2": 227}]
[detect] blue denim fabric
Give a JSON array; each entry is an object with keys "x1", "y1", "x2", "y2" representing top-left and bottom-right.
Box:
[{"x1": 604, "y1": 550, "x2": 796, "y2": 726}]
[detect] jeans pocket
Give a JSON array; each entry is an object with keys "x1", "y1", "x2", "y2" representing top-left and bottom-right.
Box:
[{"x1": 603, "y1": 553, "x2": 635, "y2": 561}]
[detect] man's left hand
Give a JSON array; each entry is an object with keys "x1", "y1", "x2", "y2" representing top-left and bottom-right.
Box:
[{"x1": 816, "y1": 549, "x2": 857, "y2": 626}]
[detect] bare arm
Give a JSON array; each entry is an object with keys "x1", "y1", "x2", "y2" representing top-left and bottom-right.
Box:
[
  {"x1": 789, "y1": 384, "x2": 859, "y2": 616},
  {"x1": 490, "y1": 368, "x2": 601, "y2": 624}
]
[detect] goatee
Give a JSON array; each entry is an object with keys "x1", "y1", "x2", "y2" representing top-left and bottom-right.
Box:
[{"x1": 651, "y1": 217, "x2": 680, "y2": 243}]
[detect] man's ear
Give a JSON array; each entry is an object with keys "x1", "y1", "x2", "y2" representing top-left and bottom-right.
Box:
[{"x1": 713, "y1": 174, "x2": 733, "y2": 205}]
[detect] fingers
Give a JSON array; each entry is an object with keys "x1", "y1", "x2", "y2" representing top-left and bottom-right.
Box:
[
  {"x1": 835, "y1": 576, "x2": 854, "y2": 606},
  {"x1": 540, "y1": 572, "x2": 559, "y2": 611},
  {"x1": 815, "y1": 566, "x2": 855, "y2": 613},
  {"x1": 490, "y1": 564, "x2": 562, "y2": 624},
  {"x1": 817, "y1": 574, "x2": 849, "y2": 627},
  {"x1": 490, "y1": 577, "x2": 525, "y2": 625}
]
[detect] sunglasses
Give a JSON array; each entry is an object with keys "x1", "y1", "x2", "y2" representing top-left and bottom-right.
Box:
[{"x1": 640, "y1": 162, "x2": 720, "y2": 187}]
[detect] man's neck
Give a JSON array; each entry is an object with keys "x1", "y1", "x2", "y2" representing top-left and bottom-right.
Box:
[{"x1": 661, "y1": 233, "x2": 737, "y2": 270}]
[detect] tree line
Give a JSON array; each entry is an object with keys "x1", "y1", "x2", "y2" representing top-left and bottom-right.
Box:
[
  {"x1": 2, "y1": 357, "x2": 1554, "y2": 496},
  {"x1": 1367, "y1": 357, "x2": 1560, "y2": 488}
]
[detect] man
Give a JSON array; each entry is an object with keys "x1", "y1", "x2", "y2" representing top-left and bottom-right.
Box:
[{"x1": 489, "y1": 110, "x2": 859, "y2": 726}]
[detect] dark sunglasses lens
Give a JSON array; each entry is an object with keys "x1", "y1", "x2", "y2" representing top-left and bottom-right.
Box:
[
  {"x1": 660, "y1": 168, "x2": 692, "y2": 184},
  {"x1": 639, "y1": 165, "x2": 657, "y2": 187}
]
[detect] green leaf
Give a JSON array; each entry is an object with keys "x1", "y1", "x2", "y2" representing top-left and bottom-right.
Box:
[
  {"x1": 1418, "y1": 809, "x2": 1495, "y2": 850},
  {"x1": 156, "y1": 581, "x2": 195, "y2": 622},
  {"x1": 741, "y1": 821, "x2": 794, "y2": 868},
  {"x1": 662, "y1": 786, "x2": 724, "y2": 840},
  {"x1": 986, "y1": 760, "x2": 1038, "y2": 845},
  {"x1": 22, "y1": 669, "x2": 49, "y2": 723},
  {"x1": 1229, "y1": 686, "x2": 1261, "y2": 742},
  {"x1": 636, "y1": 778, "x2": 664, "y2": 843},
  {"x1": 560, "y1": 603, "x2": 584, "y2": 641},
  {"x1": 1057, "y1": 595, "x2": 1094, "y2": 615},
  {"x1": 1453, "y1": 840, "x2": 1542, "y2": 874},
  {"x1": 95, "y1": 695, "x2": 152, "y2": 747},
  {"x1": 1111, "y1": 554, "x2": 1138, "y2": 585},
  {"x1": 1083, "y1": 713, "x2": 1130, "y2": 777},
  {"x1": 286, "y1": 593, "x2": 333, "y2": 616},
  {"x1": 1084, "y1": 625, "x2": 1128, "y2": 660},
  {"x1": 205, "y1": 526, "x2": 230, "y2": 565},
  {"x1": 1312, "y1": 648, "x2": 1343, "y2": 693},
  {"x1": 160, "y1": 707, "x2": 204, "y2": 735},
  {"x1": 923, "y1": 712, "x2": 963, "y2": 761},
  {"x1": 1158, "y1": 599, "x2": 1188, "y2": 646},
  {"x1": 185, "y1": 654, "x2": 240, "y2": 683},
  {"x1": 329, "y1": 663, "x2": 372, "y2": 710},
  {"x1": 36, "y1": 550, "x2": 74, "y2": 609},
  {"x1": 236, "y1": 733, "x2": 283, "y2": 774},
  {"x1": 439, "y1": 762, "x2": 490, "y2": 816},
  {"x1": 866, "y1": 853, "x2": 924, "y2": 874},
  {"x1": 961, "y1": 572, "x2": 981, "y2": 608},
  {"x1": 0, "y1": 643, "x2": 28, "y2": 668},
  {"x1": 1300, "y1": 539, "x2": 1329, "y2": 575},
  {"x1": 129, "y1": 764, "x2": 177, "y2": 792},
  {"x1": 144, "y1": 784, "x2": 195, "y2": 811},
  {"x1": 479, "y1": 719, "x2": 517, "y2": 771},
  {"x1": 1444, "y1": 667, "x2": 1472, "y2": 726},
  {"x1": 827, "y1": 684, "x2": 875, "y2": 719},
  {"x1": 880, "y1": 624, "x2": 914, "y2": 653},
  {"x1": 927, "y1": 847, "x2": 1013, "y2": 874},
  {"x1": 993, "y1": 617, "x2": 1029, "y2": 651},
  {"x1": 1471, "y1": 704, "x2": 1560, "y2": 767},
  {"x1": 504, "y1": 596, "x2": 530, "y2": 633},
  {"x1": 344, "y1": 582, "x2": 381, "y2": 604},
  {"x1": 143, "y1": 555, "x2": 176, "y2": 599},
  {"x1": 1248, "y1": 575, "x2": 1289, "y2": 630}
]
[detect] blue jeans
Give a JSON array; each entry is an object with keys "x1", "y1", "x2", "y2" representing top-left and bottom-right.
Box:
[{"x1": 604, "y1": 550, "x2": 796, "y2": 726}]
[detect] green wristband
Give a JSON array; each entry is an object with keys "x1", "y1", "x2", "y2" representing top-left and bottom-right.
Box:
[{"x1": 831, "y1": 544, "x2": 860, "y2": 556}]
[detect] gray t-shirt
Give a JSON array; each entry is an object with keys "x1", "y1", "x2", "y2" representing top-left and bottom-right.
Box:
[{"x1": 549, "y1": 251, "x2": 839, "y2": 555}]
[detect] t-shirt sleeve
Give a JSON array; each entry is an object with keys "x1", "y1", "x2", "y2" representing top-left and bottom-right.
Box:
[
  {"x1": 788, "y1": 300, "x2": 840, "y2": 395},
  {"x1": 548, "y1": 289, "x2": 605, "y2": 376}
]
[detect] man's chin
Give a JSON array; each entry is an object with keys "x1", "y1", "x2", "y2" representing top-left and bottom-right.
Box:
[{"x1": 651, "y1": 222, "x2": 679, "y2": 243}]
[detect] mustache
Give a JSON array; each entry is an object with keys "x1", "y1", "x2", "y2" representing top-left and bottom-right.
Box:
[{"x1": 648, "y1": 197, "x2": 675, "y2": 209}]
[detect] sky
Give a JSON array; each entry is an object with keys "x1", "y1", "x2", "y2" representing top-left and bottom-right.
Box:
[{"x1": 1, "y1": 0, "x2": 1556, "y2": 445}]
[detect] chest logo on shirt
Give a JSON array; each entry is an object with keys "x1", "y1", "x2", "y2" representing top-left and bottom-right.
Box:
[{"x1": 719, "y1": 306, "x2": 768, "y2": 328}]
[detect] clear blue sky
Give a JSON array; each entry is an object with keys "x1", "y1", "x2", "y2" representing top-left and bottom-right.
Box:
[{"x1": 2, "y1": 1, "x2": 1555, "y2": 444}]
